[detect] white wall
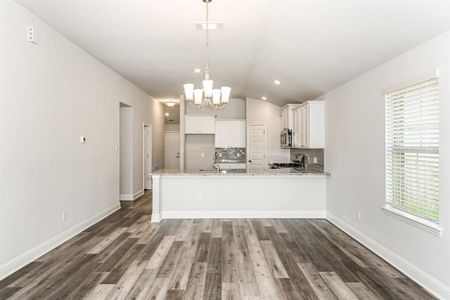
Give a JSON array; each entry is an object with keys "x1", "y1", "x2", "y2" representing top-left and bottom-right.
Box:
[
  {"x1": 0, "y1": 0, "x2": 164, "y2": 279},
  {"x1": 186, "y1": 98, "x2": 246, "y2": 119},
  {"x1": 185, "y1": 135, "x2": 215, "y2": 170},
  {"x1": 246, "y1": 97, "x2": 290, "y2": 163},
  {"x1": 165, "y1": 123, "x2": 180, "y2": 132},
  {"x1": 119, "y1": 106, "x2": 133, "y2": 195},
  {"x1": 324, "y1": 30, "x2": 450, "y2": 298}
]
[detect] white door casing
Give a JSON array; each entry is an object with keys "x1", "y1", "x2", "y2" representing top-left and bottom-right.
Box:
[
  {"x1": 143, "y1": 125, "x2": 152, "y2": 190},
  {"x1": 164, "y1": 131, "x2": 180, "y2": 169},
  {"x1": 247, "y1": 124, "x2": 267, "y2": 171}
]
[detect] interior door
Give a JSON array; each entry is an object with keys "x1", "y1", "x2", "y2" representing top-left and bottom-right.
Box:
[
  {"x1": 144, "y1": 126, "x2": 152, "y2": 189},
  {"x1": 247, "y1": 124, "x2": 267, "y2": 171},
  {"x1": 164, "y1": 132, "x2": 180, "y2": 169}
]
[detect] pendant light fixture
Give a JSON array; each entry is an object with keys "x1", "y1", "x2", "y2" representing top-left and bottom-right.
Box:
[{"x1": 183, "y1": 0, "x2": 231, "y2": 109}]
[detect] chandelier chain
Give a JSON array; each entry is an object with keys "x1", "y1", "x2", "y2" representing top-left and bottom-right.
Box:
[{"x1": 205, "y1": 1, "x2": 210, "y2": 79}]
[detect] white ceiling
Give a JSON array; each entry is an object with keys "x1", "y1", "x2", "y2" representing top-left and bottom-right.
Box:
[{"x1": 16, "y1": 0, "x2": 450, "y2": 106}]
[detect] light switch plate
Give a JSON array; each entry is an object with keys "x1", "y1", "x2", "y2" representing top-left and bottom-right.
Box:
[
  {"x1": 80, "y1": 136, "x2": 86, "y2": 144},
  {"x1": 27, "y1": 26, "x2": 38, "y2": 44}
]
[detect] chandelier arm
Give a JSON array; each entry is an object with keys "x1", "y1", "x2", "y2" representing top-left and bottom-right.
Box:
[{"x1": 188, "y1": 100, "x2": 206, "y2": 109}]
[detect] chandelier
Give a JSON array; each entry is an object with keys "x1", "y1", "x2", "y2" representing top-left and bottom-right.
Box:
[{"x1": 183, "y1": 0, "x2": 231, "y2": 109}]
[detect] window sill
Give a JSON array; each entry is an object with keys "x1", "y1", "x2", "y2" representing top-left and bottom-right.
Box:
[{"x1": 382, "y1": 205, "x2": 442, "y2": 237}]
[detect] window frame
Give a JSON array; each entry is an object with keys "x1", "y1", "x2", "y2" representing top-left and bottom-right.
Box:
[{"x1": 383, "y1": 73, "x2": 442, "y2": 236}]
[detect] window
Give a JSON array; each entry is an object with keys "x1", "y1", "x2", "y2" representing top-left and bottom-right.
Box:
[{"x1": 385, "y1": 77, "x2": 440, "y2": 227}]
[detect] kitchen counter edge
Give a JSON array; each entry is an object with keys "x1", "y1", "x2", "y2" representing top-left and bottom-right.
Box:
[{"x1": 152, "y1": 169, "x2": 330, "y2": 177}]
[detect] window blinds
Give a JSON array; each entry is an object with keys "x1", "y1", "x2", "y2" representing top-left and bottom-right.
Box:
[{"x1": 385, "y1": 78, "x2": 440, "y2": 222}]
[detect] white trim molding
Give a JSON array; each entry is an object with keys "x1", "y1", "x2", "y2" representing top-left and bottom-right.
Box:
[
  {"x1": 160, "y1": 210, "x2": 326, "y2": 220},
  {"x1": 382, "y1": 205, "x2": 443, "y2": 236},
  {"x1": 150, "y1": 213, "x2": 161, "y2": 223},
  {"x1": 120, "y1": 189, "x2": 144, "y2": 201},
  {"x1": 327, "y1": 212, "x2": 450, "y2": 300},
  {"x1": 0, "y1": 203, "x2": 120, "y2": 281}
]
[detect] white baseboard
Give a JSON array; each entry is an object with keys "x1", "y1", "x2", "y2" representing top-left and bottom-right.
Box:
[
  {"x1": 160, "y1": 210, "x2": 326, "y2": 220},
  {"x1": 120, "y1": 189, "x2": 144, "y2": 201},
  {"x1": 120, "y1": 194, "x2": 133, "y2": 201},
  {"x1": 0, "y1": 203, "x2": 120, "y2": 281},
  {"x1": 327, "y1": 213, "x2": 450, "y2": 300},
  {"x1": 150, "y1": 213, "x2": 161, "y2": 223}
]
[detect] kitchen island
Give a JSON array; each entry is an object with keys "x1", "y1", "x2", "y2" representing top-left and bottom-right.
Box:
[{"x1": 151, "y1": 168, "x2": 329, "y2": 222}]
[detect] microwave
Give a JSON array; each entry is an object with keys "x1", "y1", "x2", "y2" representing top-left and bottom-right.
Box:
[{"x1": 281, "y1": 128, "x2": 293, "y2": 148}]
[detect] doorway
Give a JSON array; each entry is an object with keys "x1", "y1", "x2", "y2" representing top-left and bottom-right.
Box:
[
  {"x1": 143, "y1": 124, "x2": 153, "y2": 190},
  {"x1": 164, "y1": 131, "x2": 180, "y2": 169},
  {"x1": 247, "y1": 124, "x2": 267, "y2": 171},
  {"x1": 119, "y1": 103, "x2": 133, "y2": 200}
]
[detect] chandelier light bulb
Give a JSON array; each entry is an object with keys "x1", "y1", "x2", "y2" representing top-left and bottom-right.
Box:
[
  {"x1": 212, "y1": 89, "x2": 221, "y2": 105},
  {"x1": 194, "y1": 89, "x2": 204, "y2": 105},
  {"x1": 183, "y1": 84, "x2": 194, "y2": 101},
  {"x1": 221, "y1": 86, "x2": 231, "y2": 104},
  {"x1": 202, "y1": 79, "x2": 213, "y2": 98}
]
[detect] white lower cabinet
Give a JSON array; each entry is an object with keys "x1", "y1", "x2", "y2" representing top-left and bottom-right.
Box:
[
  {"x1": 185, "y1": 115, "x2": 215, "y2": 134},
  {"x1": 215, "y1": 120, "x2": 246, "y2": 148},
  {"x1": 292, "y1": 101, "x2": 324, "y2": 148}
]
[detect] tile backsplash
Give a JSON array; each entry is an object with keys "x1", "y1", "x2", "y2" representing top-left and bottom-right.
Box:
[
  {"x1": 291, "y1": 148, "x2": 324, "y2": 172},
  {"x1": 215, "y1": 148, "x2": 246, "y2": 163}
]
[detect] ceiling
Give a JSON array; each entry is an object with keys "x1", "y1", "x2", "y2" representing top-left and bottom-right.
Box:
[{"x1": 16, "y1": 0, "x2": 450, "y2": 106}]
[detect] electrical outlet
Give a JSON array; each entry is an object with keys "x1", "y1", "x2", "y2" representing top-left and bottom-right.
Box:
[
  {"x1": 197, "y1": 195, "x2": 203, "y2": 203},
  {"x1": 357, "y1": 211, "x2": 362, "y2": 221},
  {"x1": 62, "y1": 211, "x2": 67, "y2": 221}
]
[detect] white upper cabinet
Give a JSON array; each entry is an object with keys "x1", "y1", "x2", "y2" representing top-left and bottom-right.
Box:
[
  {"x1": 215, "y1": 119, "x2": 246, "y2": 148},
  {"x1": 292, "y1": 101, "x2": 325, "y2": 148},
  {"x1": 281, "y1": 104, "x2": 301, "y2": 129},
  {"x1": 185, "y1": 115, "x2": 216, "y2": 134}
]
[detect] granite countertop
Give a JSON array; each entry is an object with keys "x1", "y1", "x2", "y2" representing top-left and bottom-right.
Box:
[{"x1": 152, "y1": 168, "x2": 330, "y2": 177}]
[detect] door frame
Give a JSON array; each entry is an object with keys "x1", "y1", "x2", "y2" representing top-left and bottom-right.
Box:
[
  {"x1": 142, "y1": 123, "x2": 153, "y2": 190},
  {"x1": 246, "y1": 123, "x2": 268, "y2": 169}
]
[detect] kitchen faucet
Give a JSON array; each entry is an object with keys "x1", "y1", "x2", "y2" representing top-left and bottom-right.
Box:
[
  {"x1": 213, "y1": 152, "x2": 220, "y2": 172},
  {"x1": 299, "y1": 154, "x2": 307, "y2": 169}
]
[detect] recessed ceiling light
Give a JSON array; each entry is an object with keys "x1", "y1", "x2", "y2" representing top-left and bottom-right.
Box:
[
  {"x1": 261, "y1": 96, "x2": 267, "y2": 101},
  {"x1": 194, "y1": 68, "x2": 201, "y2": 73},
  {"x1": 166, "y1": 102, "x2": 176, "y2": 107},
  {"x1": 274, "y1": 80, "x2": 281, "y2": 86},
  {"x1": 165, "y1": 112, "x2": 170, "y2": 117},
  {"x1": 195, "y1": 22, "x2": 224, "y2": 31}
]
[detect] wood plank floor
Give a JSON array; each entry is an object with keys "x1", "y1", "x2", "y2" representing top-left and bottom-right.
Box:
[{"x1": 0, "y1": 191, "x2": 434, "y2": 299}]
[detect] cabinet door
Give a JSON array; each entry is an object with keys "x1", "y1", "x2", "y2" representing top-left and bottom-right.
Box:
[
  {"x1": 185, "y1": 115, "x2": 215, "y2": 134},
  {"x1": 308, "y1": 101, "x2": 325, "y2": 148},
  {"x1": 200, "y1": 116, "x2": 216, "y2": 134},
  {"x1": 185, "y1": 115, "x2": 201, "y2": 134},
  {"x1": 301, "y1": 105, "x2": 309, "y2": 148},
  {"x1": 215, "y1": 121, "x2": 229, "y2": 147},
  {"x1": 215, "y1": 120, "x2": 245, "y2": 148},
  {"x1": 292, "y1": 109, "x2": 299, "y2": 147},
  {"x1": 228, "y1": 120, "x2": 246, "y2": 148},
  {"x1": 281, "y1": 108, "x2": 288, "y2": 129}
]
